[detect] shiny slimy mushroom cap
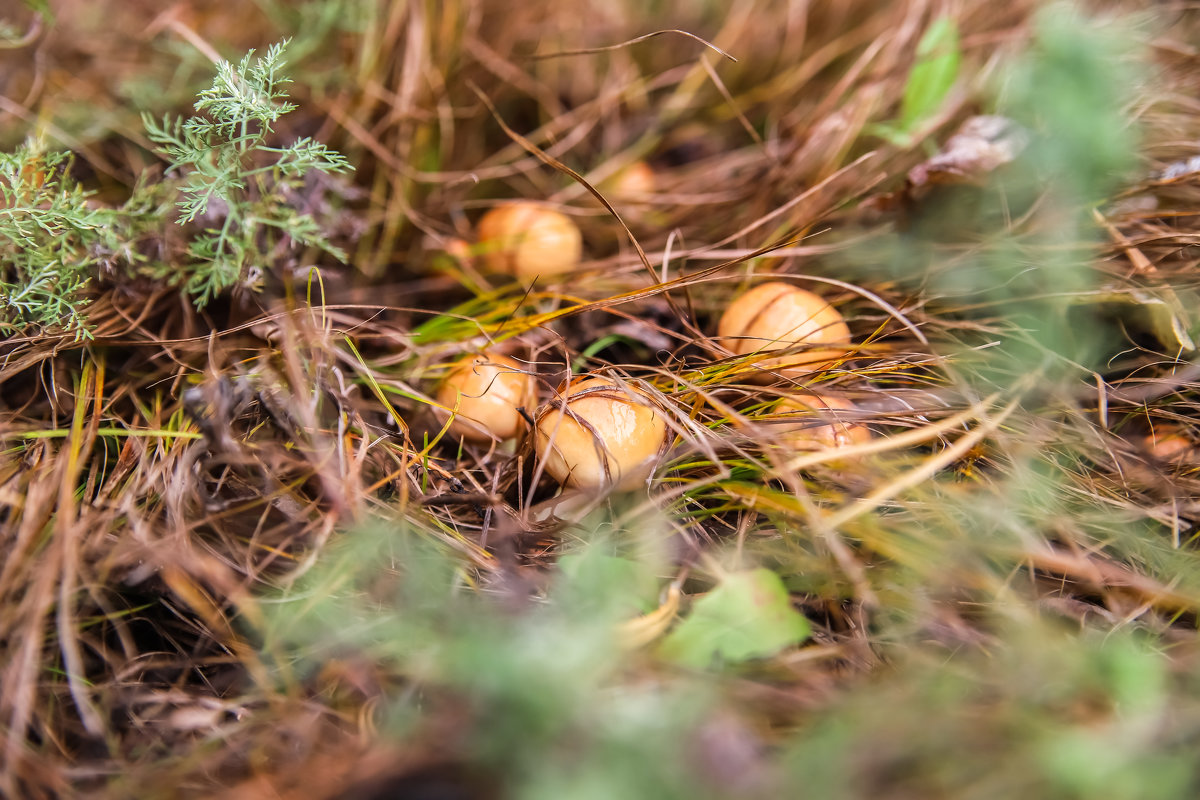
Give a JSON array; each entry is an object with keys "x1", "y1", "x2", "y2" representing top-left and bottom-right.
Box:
[
  {"x1": 717, "y1": 281, "x2": 852, "y2": 377},
  {"x1": 534, "y1": 376, "x2": 668, "y2": 490},
  {"x1": 436, "y1": 353, "x2": 536, "y2": 443}
]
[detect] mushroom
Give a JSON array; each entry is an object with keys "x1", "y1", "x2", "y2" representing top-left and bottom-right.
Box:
[
  {"x1": 608, "y1": 161, "x2": 656, "y2": 200},
  {"x1": 717, "y1": 281, "x2": 852, "y2": 377},
  {"x1": 534, "y1": 376, "x2": 668, "y2": 490},
  {"x1": 436, "y1": 352, "x2": 536, "y2": 443},
  {"x1": 476, "y1": 202, "x2": 583, "y2": 281},
  {"x1": 773, "y1": 392, "x2": 871, "y2": 451},
  {"x1": 1143, "y1": 425, "x2": 1193, "y2": 463}
]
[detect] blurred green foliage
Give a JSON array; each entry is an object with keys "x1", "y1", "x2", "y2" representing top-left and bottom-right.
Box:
[
  {"x1": 263, "y1": 521, "x2": 770, "y2": 800},
  {"x1": 848, "y1": 2, "x2": 1147, "y2": 382},
  {"x1": 784, "y1": 627, "x2": 1194, "y2": 799},
  {"x1": 900, "y1": 16, "x2": 962, "y2": 133}
]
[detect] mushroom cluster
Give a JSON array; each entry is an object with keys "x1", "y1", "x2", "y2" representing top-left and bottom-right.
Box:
[
  {"x1": 716, "y1": 280, "x2": 871, "y2": 456},
  {"x1": 444, "y1": 193, "x2": 875, "y2": 497},
  {"x1": 435, "y1": 355, "x2": 670, "y2": 492}
]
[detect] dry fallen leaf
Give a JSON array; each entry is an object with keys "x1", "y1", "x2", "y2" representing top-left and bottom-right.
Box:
[
  {"x1": 863, "y1": 115, "x2": 1030, "y2": 215},
  {"x1": 906, "y1": 115, "x2": 1029, "y2": 193}
]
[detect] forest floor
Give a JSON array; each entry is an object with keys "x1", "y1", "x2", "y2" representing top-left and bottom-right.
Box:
[{"x1": 4, "y1": 1, "x2": 1200, "y2": 798}]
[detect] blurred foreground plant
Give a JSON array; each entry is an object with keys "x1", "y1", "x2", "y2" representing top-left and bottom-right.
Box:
[{"x1": 263, "y1": 518, "x2": 817, "y2": 799}]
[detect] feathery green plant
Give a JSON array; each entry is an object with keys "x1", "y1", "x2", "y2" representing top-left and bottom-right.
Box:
[
  {"x1": 0, "y1": 40, "x2": 351, "y2": 338},
  {"x1": 142, "y1": 39, "x2": 352, "y2": 307},
  {"x1": 0, "y1": 145, "x2": 115, "y2": 337}
]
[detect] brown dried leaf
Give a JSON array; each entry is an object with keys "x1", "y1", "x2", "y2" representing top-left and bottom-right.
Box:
[{"x1": 906, "y1": 115, "x2": 1028, "y2": 192}]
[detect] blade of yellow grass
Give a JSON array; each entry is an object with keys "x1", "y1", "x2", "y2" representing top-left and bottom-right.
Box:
[
  {"x1": 342, "y1": 335, "x2": 411, "y2": 435},
  {"x1": 821, "y1": 395, "x2": 1021, "y2": 532},
  {"x1": 778, "y1": 392, "x2": 1004, "y2": 473},
  {"x1": 55, "y1": 358, "x2": 105, "y2": 736},
  {"x1": 618, "y1": 582, "x2": 683, "y2": 649},
  {"x1": 15, "y1": 427, "x2": 202, "y2": 440}
]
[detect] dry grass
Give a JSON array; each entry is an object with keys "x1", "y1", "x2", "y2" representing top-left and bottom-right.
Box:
[{"x1": 4, "y1": 0, "x2": 1200, "y2": 797}]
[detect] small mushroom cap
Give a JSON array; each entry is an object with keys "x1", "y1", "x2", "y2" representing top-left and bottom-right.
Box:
[
  {"x1": 774, "y1": 392, "x2": 871, "y2": 450},
  {"x1": 717, "y1": 282, "x2": 851, "y2": 377},
  {"x1": 436, "y1": 353, "x2": 536, "y2": 443},
  {"x1": 1144, "y1": 426, "x2": 1193, "y2": 462},
  {"x1": 476, "y1": 202, "x2": 583, "y2": 281},
  {"x1": 534, "y1": 377, "x2": 668, "y2": 491},
  {"x1": 608, "y1": 161, "x2": 656, "y2": 199},
  {"x1": 442, "y1": 237, "x2": 473, "y2": 262}
]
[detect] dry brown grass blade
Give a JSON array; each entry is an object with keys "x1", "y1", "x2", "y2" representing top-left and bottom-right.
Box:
[
  {"x1": 469, "y1": 81, "x2": 662, "y2": 282},
  {"x1": 53, "y1": 358, "x2": 105, "y2": 737},
  {"x1": 528, "y1": 29, "x2": 738, "y2": 63},
  {"x1": 1023, "y1": 545, "x2": 1200, "y2": 616},
  {"x1": 824, "y1": 394, "x2": 1022, "y2": 532}
]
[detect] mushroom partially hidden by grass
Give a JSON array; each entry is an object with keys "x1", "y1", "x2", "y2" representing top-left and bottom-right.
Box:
[
  {"x1": 436, "y1": 353, "x2": 536, "y2": 443},
  {"x1": 534, "y1": 376, "x2": 668, "y2": 491},
  {"x1": 476, "y1": 202, "x2": 583, "y2": 281},
  {"x1": 1143, "y1": 425, "x2": 1194, "y2": 463},
  {"x1": 773, "y1": 392, "x2": 871, "y2": 451},
  {"x1": 608, "y1": 161, "x2": 656, "y2": 199},
  {"x1": 717, "y1": 281, "x2": 852, "y2": 378}
]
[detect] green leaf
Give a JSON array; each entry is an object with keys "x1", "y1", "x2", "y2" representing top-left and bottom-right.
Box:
[
  {"x1": 863, "y1": 121, "x2": 916, "y2": 149},
  {"x1": 558, "y1": 552, "x2": 658, "y2": 615},
  {"x1": 1066, "y1": 288, "x2": 1195, "y2": 355},
  {"x1": 658, "y1": 568, "x2": 810, "y2": 669},
  {"x1": 899, "y1": 16, "x2": 961, "y2": 131}
]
